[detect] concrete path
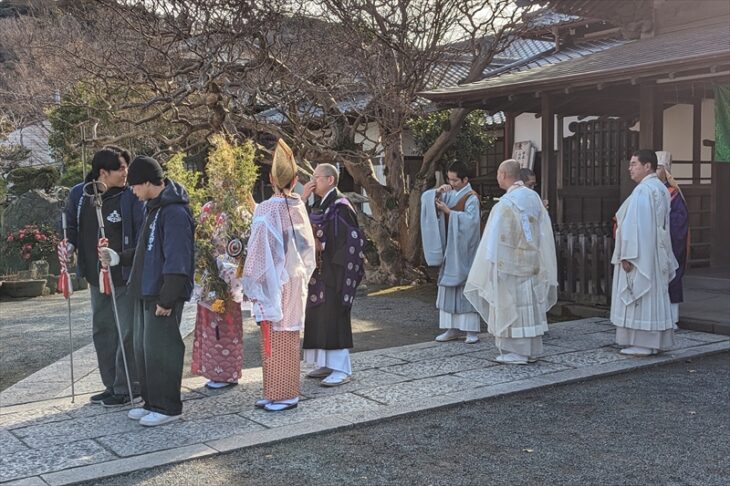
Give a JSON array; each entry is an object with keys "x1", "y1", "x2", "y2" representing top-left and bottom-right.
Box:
[{"x1": 0, "y1": 318, "x2": 727, "y2": 485}]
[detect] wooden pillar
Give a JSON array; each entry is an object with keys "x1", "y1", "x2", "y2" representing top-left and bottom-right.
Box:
[
  {"x1": 623, "y1": 84, "x2": 664, "y2": 200},
  {"x1": 504, "y1": 112, "x2": 516, "y2": 158},
  {"x1": 653, "y1": 88, "x2": 664, "y2": 150},
  {"x1": 639, "y1": 84, "x2": 664, "y2": 149},
  {"x1": 556, "y1": 114, "x2": 565, "y2": 224},
  {"x1": 541, "y1": 93, "x2": 557, "y2": 219},
  {"x1": 692, "y1": 99, "x2": 702, "y2": 184},
  {"x1": 711, "y1": 161, "x2": 730, "y2": 267}
]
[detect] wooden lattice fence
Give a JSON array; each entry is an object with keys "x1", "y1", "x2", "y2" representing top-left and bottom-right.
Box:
[{"x1": 554, "y1": 222, "x2": 614, "y2": 306}]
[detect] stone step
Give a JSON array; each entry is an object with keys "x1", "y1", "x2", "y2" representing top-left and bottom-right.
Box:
[{"x1": 683, "y1": 274, "x2": 730, "y2": 292}]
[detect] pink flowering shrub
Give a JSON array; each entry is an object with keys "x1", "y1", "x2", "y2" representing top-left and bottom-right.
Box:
[{"x1": 3, "y1": 224, "x2": 59, "y2": 263}]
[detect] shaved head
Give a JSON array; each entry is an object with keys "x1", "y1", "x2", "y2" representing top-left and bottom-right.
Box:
[
  {"x1": 497, "y1": 159, "x2": 521, "y2": 190},
  {"x1": 499, "y1": 159, "x2": 521, "y2": 179}
]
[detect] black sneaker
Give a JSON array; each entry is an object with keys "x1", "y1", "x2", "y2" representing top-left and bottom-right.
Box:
[
  {"x1": 90, "y1": 390, "x2": 114, "y2": 404},
  {"x1": 100, "y1": 394, "x2": 142, "y2": 408}
]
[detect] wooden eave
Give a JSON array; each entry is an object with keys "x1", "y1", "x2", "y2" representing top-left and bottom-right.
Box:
[{"x1": 422, "y1": 52, "x2": 730, "y2": 107}]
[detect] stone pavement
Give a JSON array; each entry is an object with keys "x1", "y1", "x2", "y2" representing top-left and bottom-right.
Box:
[
  {"x1": 0, "y1": 317, "x2": 727, "y2": 485},
  {"x1": 680, "y1": 268, "x2": 730, "y2": 335}
]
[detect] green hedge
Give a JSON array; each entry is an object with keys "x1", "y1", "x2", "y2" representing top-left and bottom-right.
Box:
[{"x1": 8, "y1": 166, "x2": 59, "y2": 195}]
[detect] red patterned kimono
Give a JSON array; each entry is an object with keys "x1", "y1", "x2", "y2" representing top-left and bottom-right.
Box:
[
  {"x1": 191, "y1": 300, "x2": 243, "y2": 383},
  {"x1": 191, "y1": 202, "x2": 247, "y2": 384}
]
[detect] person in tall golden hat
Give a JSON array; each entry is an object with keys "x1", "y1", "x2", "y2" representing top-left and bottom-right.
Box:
[{"x1": 242, "y1": 139, "x2": 316, "y2": 411}]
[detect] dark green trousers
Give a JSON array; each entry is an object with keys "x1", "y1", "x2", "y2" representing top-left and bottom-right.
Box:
[
  {"x1": 89, "y1": 284, "x2": 139, "y2": 395},
  {"x1": 133, "y1": 300, "x2": 185, "y2": 416}
]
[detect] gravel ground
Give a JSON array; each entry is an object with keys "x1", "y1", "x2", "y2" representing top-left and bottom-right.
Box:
[
  {"x1": 86, "y1": 352, "x2": 730, "y2": 486},
  {"x1": 182, "y1": 284, "x2": 441, "y2": 377},
  {"x1": 1, "y1": 284, "x2": 441, "y2": 390},
  {"x1": 0, "y1": 292, "x2": 93, "y2": 391}
]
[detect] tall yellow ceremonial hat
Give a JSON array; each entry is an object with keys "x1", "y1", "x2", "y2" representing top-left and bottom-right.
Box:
[{"x1": 271, "y1": 138, "x2": 297, "y2": 190}]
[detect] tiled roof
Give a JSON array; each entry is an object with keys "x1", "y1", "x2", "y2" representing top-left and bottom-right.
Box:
[
  {"x1": 256, "y1": 93, "x2": 372, "y2": 124},
  {"x1": 430, "y1": 38, "x2": 554, "y2": 89},
  {"x1": 523, "y1": 10, "x2": 583, "y2": 29},
  {"x1": 257, "y1": 38, "x2": 553, "y2": 124},
  {"x1": 497, "y1": 37, "x2": 556, "y2": 63},
  {"x1": 424, "y1": 37, "x2": 628, "y2": 124},
  {"x1": 421, "y1": 23, "x2": 730, "y2": 102},
  {"x1": 488, "y1": 36, "x2": 627, "y2": 77}
]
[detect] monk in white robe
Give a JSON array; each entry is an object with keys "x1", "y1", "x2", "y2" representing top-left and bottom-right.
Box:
[
  {"x1": 611, "y1": 150, "x2": 678, "y2": 356},
  {"x1": 242, "y1": 140, "x2": 316, "y2": 411},
  {"x1": 421, "y1": 161, "x2": 482, "y2": 344},
  {"x1": 464, "y1": 159, "x2": 558, "y2": 364}
]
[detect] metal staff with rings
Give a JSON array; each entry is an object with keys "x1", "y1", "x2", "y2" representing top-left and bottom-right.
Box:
[
  {"x1": 58, "y1": 212, "x2": 76, "y2": 402},
  {"x1": 83, "y1": 179, "x2": 135, "y2": 406}
]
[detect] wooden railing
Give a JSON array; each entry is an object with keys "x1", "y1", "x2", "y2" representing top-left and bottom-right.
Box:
[
  {"x1": 553, "y1": 222, "x2": 614, "y2": 306},
  {"x1": 670, "y1": 160, "x2": 712, "y2": 185}
]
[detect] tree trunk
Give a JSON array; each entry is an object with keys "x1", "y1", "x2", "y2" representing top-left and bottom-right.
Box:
[
  {"x1": 380, "y1": 123, "x2": 412, "y2": 256},
  {"x1": 403, "y1": 107, "x2": 472, "y2": 264},
  {"x1": 339, "y1": 153, "x2": 422, "y2": 284}
]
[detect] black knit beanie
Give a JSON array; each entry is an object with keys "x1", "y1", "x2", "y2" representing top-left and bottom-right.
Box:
[{"x1": 127, "y1": 156, "x2": 164, "y2": 186}]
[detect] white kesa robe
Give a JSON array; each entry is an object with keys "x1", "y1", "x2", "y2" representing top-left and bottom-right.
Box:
[
  {"x1": 464, "y1": 183, "x2": 558, "y2": 356},
  {"x1": 242, "y1": 195, "x2": 317, "y2": 399},
  {"x1": 421, "y1": 183, "x2": 481, "y2": 332},
  {"x1": 610, "y1": 173, "x2": 678, "y2": 350}
]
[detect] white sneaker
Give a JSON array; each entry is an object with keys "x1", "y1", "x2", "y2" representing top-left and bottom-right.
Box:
[
  {"x1": 139, "y1": 411, "x2": 181, "y2": 427},
  {"x1": 495, "y1": 353, "x2": 529, "y2": 365},
  {"x1": 435, "y1": 329, "x2": 460, "y2": 342},
  {"x1": 127, "y1": 407, "x2": 150, "y2": 420},
  {"x1": 620, "y1": 346, "x2": 656, "y2": 356},
  {"x1": 464, "y1": 332, "x2": 480, "y2": 344}
]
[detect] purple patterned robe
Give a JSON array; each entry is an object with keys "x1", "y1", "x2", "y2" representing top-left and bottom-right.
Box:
[{"x1": 666, "y1": 182, "x2": 689, "y2": 303}]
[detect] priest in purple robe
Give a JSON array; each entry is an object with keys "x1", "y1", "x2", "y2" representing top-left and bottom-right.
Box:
[{"x1": 656, "y1": 151, "x2": 689, "y2": 326}]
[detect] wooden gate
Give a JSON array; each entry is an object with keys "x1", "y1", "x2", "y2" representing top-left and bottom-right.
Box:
[
  {"x1": 664, "y1": 159, "x2": 712, "y2": 268},
  {"x1": 554, "y1": 222, "x2": 614, "y2": 306},
  {"x1": 559, "y1": 118, "x2": 638, "y2": 224},
  {"x1": 671, "y1": 183, "x2": 712, "y2": 268}
]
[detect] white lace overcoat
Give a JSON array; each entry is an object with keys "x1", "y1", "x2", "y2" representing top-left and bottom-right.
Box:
[{"x1": 242, "y1": 194, "x2": 316, "y2": 331}]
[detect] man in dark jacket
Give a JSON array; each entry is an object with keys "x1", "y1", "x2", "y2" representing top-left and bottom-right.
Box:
[
  {"x1": 63, "y1": 147, "x2": 144, "y2": 407},
  {"x1": 101, "y1": 156, "x2": 194, "y2": 427}
]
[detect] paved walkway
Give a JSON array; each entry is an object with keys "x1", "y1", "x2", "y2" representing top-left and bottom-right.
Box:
[
  {"x1": 681, "y1": 268, "x2": 730, "y2": 335},
  {"x1": 0, "y1": 318, "x2": 727, "y2": 485}
]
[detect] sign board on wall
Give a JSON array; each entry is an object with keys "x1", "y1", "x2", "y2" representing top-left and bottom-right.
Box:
[{"x1": 512, "y1": 141, "x2": 536, "y2": 170}]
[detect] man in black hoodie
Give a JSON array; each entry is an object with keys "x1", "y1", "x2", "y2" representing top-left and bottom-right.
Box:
[
  {"x1": 101, "y1": 156, "x2": 194, "y2": 427},
  {"x1": 63, "y1": 147, "x2": 144, "y2": 407}
]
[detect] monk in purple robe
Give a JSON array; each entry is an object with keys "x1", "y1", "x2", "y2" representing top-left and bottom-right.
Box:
[{"x1": 656, "y1": 152, "x2": 689, "y2": 326}]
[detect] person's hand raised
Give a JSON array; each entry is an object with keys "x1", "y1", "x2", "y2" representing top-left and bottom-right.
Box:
[
  {"x1": 436, "y1": 184, "x2": 452, "y2": 194},
  {"x1": 302, "y1": 179, "x2": 317, "y2": 202}
]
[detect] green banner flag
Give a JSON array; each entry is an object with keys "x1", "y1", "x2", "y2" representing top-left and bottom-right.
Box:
[{"x1": 716, "y1": 85, "x2": 730, "y2": 162}]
